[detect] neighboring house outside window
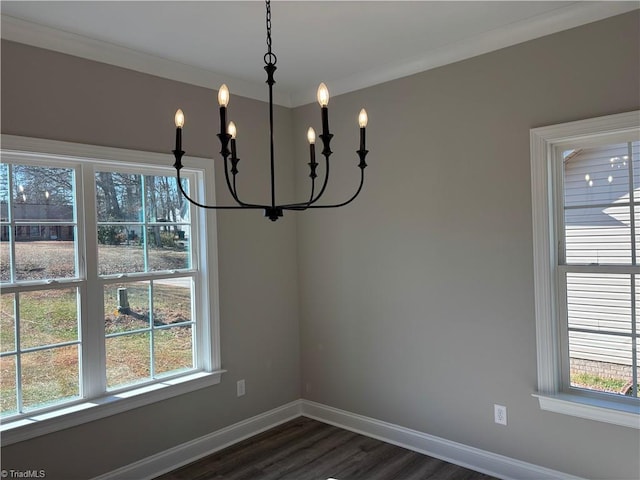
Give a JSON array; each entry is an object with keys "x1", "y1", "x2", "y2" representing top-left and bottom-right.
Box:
[
  {"x1": 0, "y1": 136, "x2": 223, "y2": 445},
  {"x1": 530, "y1": 111, "x2": 640, "y2": 429}
]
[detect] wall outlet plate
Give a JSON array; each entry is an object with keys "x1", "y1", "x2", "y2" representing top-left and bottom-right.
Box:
[
  {"x1": 237, "y1": 379, "x2": 246, "y2": 397},
  {"x1": 494, "y1": 404, "x2": 507, "y2": 425}
]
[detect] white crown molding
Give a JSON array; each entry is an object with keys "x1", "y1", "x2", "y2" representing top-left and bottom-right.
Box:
[
  {"x1": 289, "y1": 2, "x2": 639, "y2": 106},
  {"x1": 2, "y1": 3, "x2": 638, "y2": 108},
  {"x1": 0, "y1": 14, "x2": 292, "y2": 108}
]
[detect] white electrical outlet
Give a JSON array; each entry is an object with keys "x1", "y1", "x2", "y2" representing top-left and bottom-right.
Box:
[
  {"x1": 237, "y1": 379, "x2": 246, "y2": 397},
  {"x1": 494, "y1": 404, "x2": 507, "y2": 425}
]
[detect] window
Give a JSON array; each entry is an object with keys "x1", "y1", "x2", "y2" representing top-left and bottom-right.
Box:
[
  {"x1": 0, "y1": 136, "x2": 222, "y2": 445},
  {"x1": 530, "y1": 111, "x2": 640, "y2": 428}
]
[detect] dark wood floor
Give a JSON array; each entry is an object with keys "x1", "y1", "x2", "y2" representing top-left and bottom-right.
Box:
[{"x1": 155, "y1": 416, "x2": 498, "y2": 480}]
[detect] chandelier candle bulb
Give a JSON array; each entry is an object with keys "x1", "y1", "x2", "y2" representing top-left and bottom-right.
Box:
[
  {"x1": 358, "y1": 108, "x2": 368, "y2": 128},
  {"x1": 218, "y1": 84, "x2": 230, "y2": 107},
  {"x1": 307, "y1": 127, "x2": 316, "y2": 144},
  {"x1": 218, "y1": 84, "x2": 230, "y2": 137},
  {"x1": 228, "y1": 121, "x2": 237, "y2": 159},
  {"x1": 228, "y1": 121, "x2": 237, "y2": 139},
  {"x1": 317, "y1": 83, "x2": 330, "y2": 137},
  {"x1": 174, "y1": 109, "x2": 184, "y2": 152},
  {"x1": 307, "y1": 127, "x2": 316, "y2": 164},
  {"x1": 175, "y1": 109, "x2": 185, "y2": 128},
  {"x1": 358, "y1": 108, "x2": 368, "y2": 151},
  {"x1": 317, "y1": 83, "x2": 329, "y2": 107}
]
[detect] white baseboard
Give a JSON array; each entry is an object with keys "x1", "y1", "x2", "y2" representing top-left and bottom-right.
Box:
[
  {"x1": 92, "y1": 400, "x2": 303, "y2": 480},
  {"x1": 300, "y1": 400, "x2": 585, "y2": 480},
  {"x1": 93, "y1": 398, "x2": 584, "y2": 480}
]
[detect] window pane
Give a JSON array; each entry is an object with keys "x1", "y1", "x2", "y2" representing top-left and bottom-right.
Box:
[
  {"x1": 0, "y1": 163, "x2": 9, "y2": 282},
  {"x1": 145, "y1": 175, "x2": 190, "y2": 224},
  {"x1": 145, "y1": 174, "x2": 192, "y2": 271},
  {"x1": 154, "y1": 325, "x2": 194, "y2": 376},
  {"x1": 12, "y1": 165, "x2": 74, "y2": 222},
  {"x1": 1, "y1": 355, "x2": 17, "y2": 415},
  {"x1": 634, "y1": 275, "x2": 640, "y2": 336},
  {"x1": 21, "y1": 345, "x2": 80, "y2": 410},
  {"x1": 14, "y1": 233, "x2": 77, "y2": 281},
  {"x1": 563, "y1": 144, "x2": 631, "y2": 208},
  {"x1": 563, "y1": 142, "x2": 636, "y2": 266},
  {"x1": 567, "y1": 273, "x2": 634, "y2": 396},
  {"x1": 632, "y1": 141, "x2": 639, "y2": 202},
  {"x1": 153, "y1": 279, "x2": 192, "y2": 325},
  {"x1": 19, "y1": 289, "x2": 79, "y2": 349},
  {"x1": 104, "y1": 281, "x2": 150, "y2": 334},
  {"x1": 0, "y1": 229, "x2": 9, "y2": 282},
  {"x1": 569, "y1": 331, "x2": 632, "y2": 396},
  {"x1": 95, "y1": 172, "x2": 142, "y2": 222},
  {"x1": 98, "y1": 225, "x2": 144, "y2": 275},
  {"x1": 567, "y1": 273, "x2": 631, "y2": 334},
  {"x1": 106, "y1": 332, "x2": 150, "y2": 389},
  {"x1": 1, "y1": 293, "x2": 16, "y2": 353},
  {"x1": 147, "y1": 225, "x2": 191, "y2": 271},
  {"x1": 564, "y1": 206, "x2": 631, "y2": 265},
  {"x1": 633, "y1": 207, "x2": 640, "y2": 256},
  {"x1": 0, "y1": 162, "x2": 8, "y2": 207}
]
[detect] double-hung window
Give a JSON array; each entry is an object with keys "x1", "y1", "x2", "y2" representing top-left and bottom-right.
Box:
[
  {"x1": 530, "y1": 111, "x2": 640, "y2": 428},
  {"x1": 0, "y1": 136, "x2": 222, "y2": 445}
]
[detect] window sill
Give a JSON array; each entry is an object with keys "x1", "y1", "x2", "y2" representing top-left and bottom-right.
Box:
[
  {"x1": 0, "y1": 370, "x2": 225, "y2": 446},
  {"x1": 533, "y1": 392, "x2": 640, "y2": 429}
]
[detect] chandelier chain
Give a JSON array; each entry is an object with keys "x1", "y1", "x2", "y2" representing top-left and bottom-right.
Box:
[{"x1": 264, "y1": 0, "x2": 277, "y2": 65}]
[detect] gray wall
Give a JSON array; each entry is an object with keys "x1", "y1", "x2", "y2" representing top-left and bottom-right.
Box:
[
  {"x1": 1, "y1": 41, "x2": 301, "y2": 479},
  {"x1": 293, "y1": 11, "x2": 640, "y2": 480}
]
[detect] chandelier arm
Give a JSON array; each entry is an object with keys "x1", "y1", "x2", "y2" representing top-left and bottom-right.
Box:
[
  {"x1": 311, "y1": 161, "x2": 330, "y2": 204},
  {"x1": 277, "y1": 143, "x2": 320, "y2": 209},
  {"x1": 232, "y1": 174, "x2": 240, "y2": 201},
  {"x1": 231, "y1": 170, "x2": 266, "y2": 209},
  {"x1": 296, "y1": 147, "x2": 367, "y2": 210},
  {"x1": 291, "y1": 152, "x2": 331, "y2": 207},
  {"x1": 301, "y1": 129, "x2": 334, "y2": 206},
  {"x1": 280, "y1": 176, "x2": 317, "y2": 211},
  {"x1": 281, "y1": 135, "x2": 364, "y2": 210},
  {"x1": 221, "y1": 155, "x2": 263, "y2": 208},
  {"x1": 299, "y1": 167, "x2": 365, "y2": 210},
  {"x1": 173, "y1": 165, "x2": 264, "y2": 210},
  {"x1": 219, "y1": 133, "x2": 246, "y2": 207}
]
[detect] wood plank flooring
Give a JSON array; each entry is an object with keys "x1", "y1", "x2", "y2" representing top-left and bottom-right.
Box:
[{"x1": 155, "y1": 417, "x2": 498, "y2": 480}]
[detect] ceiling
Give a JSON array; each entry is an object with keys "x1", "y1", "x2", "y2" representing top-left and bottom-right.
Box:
[{"x1": 1, "y1": 1, "x2": 637, "y2": 106}]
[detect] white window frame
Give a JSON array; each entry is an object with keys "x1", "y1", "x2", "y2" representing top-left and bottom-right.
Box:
[
  {"x1": 0, "y1": 135, "x2": 225, "y2": 446},
  {"x1": 530, "y1": 111, "x2": 640, "y2": 429}
]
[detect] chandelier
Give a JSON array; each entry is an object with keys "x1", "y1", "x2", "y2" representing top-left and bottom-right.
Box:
[{"x1": 171, "y1": 0, "x2": 369, "y2": 221}]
